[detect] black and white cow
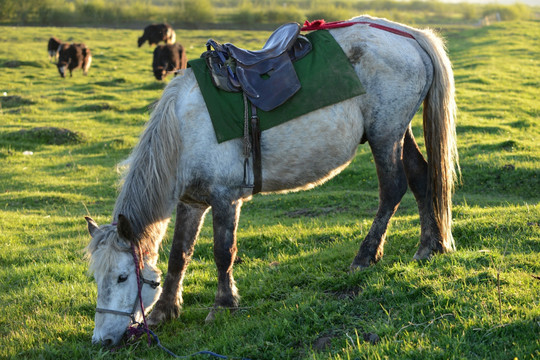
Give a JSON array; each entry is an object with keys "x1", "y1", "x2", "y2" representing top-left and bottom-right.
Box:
[
  {"x1": 152, "y1": 43, "x2": 187, "y2": 80},
  {"x1": 138, "y1": 24, "x2": 176, "y2": 47},
  {"x1": 57, "y1": 43, "x2": 92, "y2": 78},
  {"x1": 48, "y1": 37, "x2": 63, "y2": 62}
]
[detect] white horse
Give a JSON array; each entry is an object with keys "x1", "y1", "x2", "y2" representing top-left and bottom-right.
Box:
[{"x1": 85, "y1": 15, "x2": 458, "y2": 346}]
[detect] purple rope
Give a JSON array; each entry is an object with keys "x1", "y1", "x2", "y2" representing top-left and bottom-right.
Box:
[
  {"x1": 126, "y1": 244, "x2": 251, "y2": 359},
  {"x1": 131, "y1": 244, "x2": 152, "y2": 346}
]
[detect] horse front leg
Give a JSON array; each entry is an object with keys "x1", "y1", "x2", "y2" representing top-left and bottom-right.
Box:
[
  {"x1": 148, "y1": 201, "x2": 209, "y2": 325},
  {"x1": 206, "y1": 196, "x2": 242, "y2": 322},
  {"x1": 351, "y1": 140, "x2": 408, "y2": 270}
]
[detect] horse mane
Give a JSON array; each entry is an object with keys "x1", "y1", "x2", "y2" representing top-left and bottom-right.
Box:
[
  {"x1": 85, "y1": 225, "x2": 130, "y2": 277},
  {"x1": 112, "y1": 75, "x2": 190, "y2": 255}
]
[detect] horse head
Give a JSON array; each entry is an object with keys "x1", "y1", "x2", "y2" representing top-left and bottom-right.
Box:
[{"x1": 84, "y1": 215, "x2": 162, "y2": 346}]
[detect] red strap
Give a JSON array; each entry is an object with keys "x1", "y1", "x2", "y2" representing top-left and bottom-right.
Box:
[{"x1": 301, "y1": 19, "x2": 414, "y2": 39}]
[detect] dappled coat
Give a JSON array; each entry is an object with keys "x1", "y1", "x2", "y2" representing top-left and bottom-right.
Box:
[
  {"x1": 57, "y1": 43, "x2": 92, "y2": 78},
  {"x1": 138, "y1": 24, "x2": 176, "y2": 47},
  {"x1": 152, "y1": 43, "x2": 187, "y2": 80}
]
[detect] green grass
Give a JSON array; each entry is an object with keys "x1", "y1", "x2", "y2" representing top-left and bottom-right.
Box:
[{"x1": 0, "y1": 21, "x2": 539, "y2": 360}]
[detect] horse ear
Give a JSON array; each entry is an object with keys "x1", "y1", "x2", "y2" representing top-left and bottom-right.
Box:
[
  {"x1": 85, "y1": 216, "x2": 99, "y2": 237},
  {"x1": 117, "y1": 214, "x2": 135, "y2": 242}
]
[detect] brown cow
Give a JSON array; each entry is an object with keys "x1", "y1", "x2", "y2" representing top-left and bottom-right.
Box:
[
  {"x1": 152, "y1": 43, "x2": 187, "y2": 80},
  {"x1": 48, "y1": 37, "x2": 62, "y2": 62},
  {"x1": 57, "y1": 43, "x2": 92, "y2": 78},
  {"x1": 138, "y1": 24, "x2": 176, "y2": 47}
]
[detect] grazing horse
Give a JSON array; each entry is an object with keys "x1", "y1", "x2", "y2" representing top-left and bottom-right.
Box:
[{"x1": 85, "y1": 15, "x2": 458, "y2": 346}]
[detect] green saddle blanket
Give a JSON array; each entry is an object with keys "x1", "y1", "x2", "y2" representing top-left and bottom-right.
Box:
[{"x1": 188, "y1": 29, "x2": 365, "y2": 143}]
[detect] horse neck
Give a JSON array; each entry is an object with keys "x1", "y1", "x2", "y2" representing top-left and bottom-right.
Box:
[
  {"x1": 112, "y1": 162, "x2": 176, "y2": 256},
  {"x1": 113, "y1": 179, "x2": 171, "y2": 258},
  {"x1": 112, "y1": 80, "x2": 184, "y2": 255}
]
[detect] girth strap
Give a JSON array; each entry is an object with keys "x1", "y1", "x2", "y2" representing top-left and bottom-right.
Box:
[
  {"x1": 241, "y1": 95, "x2": 262, "y2": 195},
  {"x1": 250, "y1": 104, "x2": 262, "y2": 195}
]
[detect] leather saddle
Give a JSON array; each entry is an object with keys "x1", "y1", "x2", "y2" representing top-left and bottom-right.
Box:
[{"x1": 202, "y1": 22, "x2": 312, "y2": 111}]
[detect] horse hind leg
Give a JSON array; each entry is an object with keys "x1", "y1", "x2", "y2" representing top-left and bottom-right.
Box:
[
  {"x1": 147, "y1": 201, "x2": 209, "y2": 326},
  {"x1": 351, "y1": 138, "x2": 408, "y2": 270},
  {"x1": 402, "y1": 127, "x2": 446, "y2": 260}
]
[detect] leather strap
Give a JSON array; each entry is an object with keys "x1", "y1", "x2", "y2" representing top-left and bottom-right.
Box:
[{"x1": 250, "y1": 104, "x2": 262, "y2": 195}]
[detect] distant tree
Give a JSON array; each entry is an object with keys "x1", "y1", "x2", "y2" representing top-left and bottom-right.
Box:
[
  {"x1": 175, "y1": 0, "x2": 215, "y2": 24},
  {"x1": 0, "y1": 0, "x2": 17, "y2": 21}
]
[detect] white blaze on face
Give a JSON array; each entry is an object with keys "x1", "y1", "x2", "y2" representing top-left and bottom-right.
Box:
[
  {"x1": 90, "y1": 248, "x2": 162, "y2": 347},
  {"x1": 92, "y1": 251, "x2": 137, "y2": 346}
]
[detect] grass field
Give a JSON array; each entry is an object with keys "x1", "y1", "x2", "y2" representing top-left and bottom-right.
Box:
[{"x1": 0, "y1": 19, "x2": 539, "y2": 360}]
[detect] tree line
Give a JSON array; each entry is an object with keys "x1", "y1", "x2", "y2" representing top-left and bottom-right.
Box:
[{"x1": 0, "y1": 0, "x2": 534, "y2": 28}]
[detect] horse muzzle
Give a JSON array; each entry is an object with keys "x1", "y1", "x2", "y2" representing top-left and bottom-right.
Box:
[
  {"x1": 92, "y1": 315, "x2": 130, "y2": 347},
  {"x1": 153, "y1": 67, "x2": 166, "y2": 80},
  {"x1": 92, "y1": 332, "x2": 124, "y2": 347}
]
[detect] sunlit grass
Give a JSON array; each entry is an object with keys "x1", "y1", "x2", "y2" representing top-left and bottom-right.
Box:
[{"x1": 0, "y1": 21, "x2": 539, "y2": 359}]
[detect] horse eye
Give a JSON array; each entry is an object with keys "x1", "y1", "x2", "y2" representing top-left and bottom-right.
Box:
[{"x1": 118, "y1": 275, "x2": 128, "y2": 283}]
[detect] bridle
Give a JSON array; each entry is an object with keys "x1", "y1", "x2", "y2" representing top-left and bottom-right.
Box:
[
  {"x1": 95, "y1": 244, "x2": 160, "y2": 326},
  {"x1": 91, "y1": 229, "x2": 250, "y2": 358}
]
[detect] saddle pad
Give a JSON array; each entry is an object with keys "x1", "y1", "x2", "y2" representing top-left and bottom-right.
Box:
[{"x1": 188, "y1": 30, "x2": 365, "y2": 143}]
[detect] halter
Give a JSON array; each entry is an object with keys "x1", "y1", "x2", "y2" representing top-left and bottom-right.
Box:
[{"x1": 95, "y1": 244, "x2": 160, "y2": 344}]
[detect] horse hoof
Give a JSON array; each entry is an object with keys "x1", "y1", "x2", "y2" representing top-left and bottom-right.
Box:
[
  {"x1": 147, "y1": 310, "x2": 167, "y2": 326},
  {"x1": 350, "y1": 254, "x2": 378, "y2": 271},
  {"x1": 349, "y1": 262, "x2": 370, "y2": 272},
  {"x1": 413, "y1": 247, "x2": 434, "y2": 261},
  {"x1": 147, "y1": 303, "x2": 181, "y2": 326},
  {"x1": 205, "y1": 305, "x2": 237, "y2": 323},
  {"x1": 205, "y1": 309, "x2": 216, "y2": 323}
]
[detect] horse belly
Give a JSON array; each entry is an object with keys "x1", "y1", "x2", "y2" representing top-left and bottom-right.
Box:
[{"x1": 260, "y1": 97, "x2": 364, "y2": 193}]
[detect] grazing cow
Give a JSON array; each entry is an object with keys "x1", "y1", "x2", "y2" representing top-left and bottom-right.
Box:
[
  {"x1": 57, "y1": 43, "x2": 92, "y2": 78},
  {"x1": 48, "y1": 37, "x2": 62, "y2": 62},
  {"x1": 138, "y1": 24, "x2": 176, "y2": 47},
  {"x1": 152, "y1": 43, "x2": 187, "y2": 80}
]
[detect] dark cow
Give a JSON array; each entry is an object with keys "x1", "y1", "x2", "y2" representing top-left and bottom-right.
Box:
[
  {"x1": 57, "y1": 43, "x2": 92, "y2": 78},
  {"x1": 138, "y1": 24, "x2": 176, "y2": 47},
  {"x1": 152, "y1": 43, "x2": 187, "y2": 80},
  {"x1": 48, "y1": 37, "x2": 62, "y2": 62}
]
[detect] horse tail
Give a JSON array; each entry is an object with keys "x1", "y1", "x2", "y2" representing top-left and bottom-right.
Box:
[
  {"x1": 113, "y1": 78, "x2": 185, "y2": 250},
  {"x1": 413, "y1": 29, "x2": 460, "y2": 252}
]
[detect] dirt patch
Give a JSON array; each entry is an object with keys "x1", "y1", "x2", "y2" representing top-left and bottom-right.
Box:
[
  {"x1": 76, "y1": 102, "x2": 115, "y2": 112},
  {"x1": 1, "y1": 95, "x2": 35, "y2": 108},
  {"x1": 7, "y1": 127, "x2": 85, "y2": 145}
]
